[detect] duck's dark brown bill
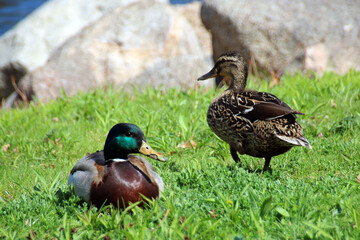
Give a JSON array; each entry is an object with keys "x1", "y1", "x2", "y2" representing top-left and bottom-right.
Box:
[{"x1": 197, "y1": 68, "x2": 219, "y2": 81}]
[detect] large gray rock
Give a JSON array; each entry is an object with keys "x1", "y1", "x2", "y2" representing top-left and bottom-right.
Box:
[
  {"x1": 9, "y1": 1, "x2": 211, "y2": 103},
  {"x1": 129, "y1": 56, "x2": 211, "y2": 90},
  {"x1": 0, "y1": 0, "x2": 166, "y2": 100},
  {"x1": 201, "y1": 0, "x2": 360, "y2": 76},
  {"x1": 174, "y1": 2, "x2": 212, "y2": 60}
]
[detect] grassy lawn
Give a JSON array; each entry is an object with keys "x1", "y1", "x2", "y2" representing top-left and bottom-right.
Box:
[{"x1": 0, "y1": 71, "x2": 359, "y2": 239}]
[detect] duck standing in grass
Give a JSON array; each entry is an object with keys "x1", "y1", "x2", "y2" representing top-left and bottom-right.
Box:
[
  {"x1": 68, "y1": 123, "x2": 166, "y2": 209},
  {"x1": 198, "y1": 52, "x2": 311, "y2": 171}
]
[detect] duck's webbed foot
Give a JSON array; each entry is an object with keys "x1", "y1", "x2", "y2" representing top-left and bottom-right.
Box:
[
  {"x1": 230, "y1": 146, "x2": 241, "y2": 163},
  {"x1": 263, "y1": 156, "x2": 272, "y2": 172}
]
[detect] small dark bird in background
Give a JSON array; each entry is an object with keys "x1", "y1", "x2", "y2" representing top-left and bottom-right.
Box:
[{"x1": 198, "y1": 52, "x2": 311, "y2": 171}]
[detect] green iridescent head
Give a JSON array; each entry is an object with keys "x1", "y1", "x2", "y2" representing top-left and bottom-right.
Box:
[{"x1": 103, "y1": 123, "x2": 166, "y2": 162}]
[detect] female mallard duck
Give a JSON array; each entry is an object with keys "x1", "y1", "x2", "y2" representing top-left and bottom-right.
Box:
[
  {"x1": 198, "y1": 52, "x2": 311, "y2": 171},
  {"x1": 68, "y1": 123, "x2": 166, "y2": 209}
]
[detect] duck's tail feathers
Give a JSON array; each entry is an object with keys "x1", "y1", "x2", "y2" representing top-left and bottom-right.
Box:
[{"x1": 276, "y1": 135, "x2": 312, "y2": 149}]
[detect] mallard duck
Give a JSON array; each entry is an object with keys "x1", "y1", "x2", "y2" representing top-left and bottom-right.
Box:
[
  {"x1": 68, "y1": 123, "x2": 166, "y2": 209},
  {"x1": 198, "y1": 52, "x2": 311, "y2": 171}
]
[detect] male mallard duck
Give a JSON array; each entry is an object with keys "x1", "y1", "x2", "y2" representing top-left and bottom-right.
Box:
[
  {"x1": 198, "y1": 52, "x2": 311, "y2": 171},
  {"x1": 68, "y1": 123, "x2": 166, "y2": 209}
]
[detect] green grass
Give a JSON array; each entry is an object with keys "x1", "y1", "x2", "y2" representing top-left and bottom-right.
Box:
[{"x1": 0, "y1": 70, "x2": 360, "y2": 239}]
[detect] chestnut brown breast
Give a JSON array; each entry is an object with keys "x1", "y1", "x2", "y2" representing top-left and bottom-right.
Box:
[{"x1": 90, "y1": 161, "x2": 159, "y2": 209}]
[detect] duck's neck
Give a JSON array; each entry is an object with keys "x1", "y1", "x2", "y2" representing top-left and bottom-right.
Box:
[
  {"x1": 228, "y1": 69, "x2": 247, "y2": 92},
  {"x1": 107, "y1": 158, "x2": 128, "y2": 163},
  {"x1": 104, "y1": 149, "x2": 129, "y2": 162}
]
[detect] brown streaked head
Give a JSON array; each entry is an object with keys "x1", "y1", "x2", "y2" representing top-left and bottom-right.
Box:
[{"x1": 198, "y1": 51, "x2": 248, "y2": 92}]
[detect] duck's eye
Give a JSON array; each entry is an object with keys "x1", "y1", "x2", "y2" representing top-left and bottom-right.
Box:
[{"x1": 125, "y1": 132, "x2": 132, "y2": 137}]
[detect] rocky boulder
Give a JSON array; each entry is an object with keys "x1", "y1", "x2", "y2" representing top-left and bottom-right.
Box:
[
  {"x1": 174, "y1": 2, "x2": 212, "y2": 60},
  {"x1": 7, "y1": 0, "x2": 211, "y2": 104},
  {"x1": 201, "y1": 0, "x2": 360, "y2": 76},
  {"x1": 0, "y1": 0, "x2": 166, "y2": 100}
]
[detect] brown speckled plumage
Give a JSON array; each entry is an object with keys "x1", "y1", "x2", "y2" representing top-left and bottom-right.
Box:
[{"x1": 198, "y1": 52, "x2": 311, "y2": 171}]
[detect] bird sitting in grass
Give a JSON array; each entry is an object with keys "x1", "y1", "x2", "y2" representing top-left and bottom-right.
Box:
[
  {"x1": 68, "y1": 123, "x2": 166, "y2": 209},
  {"x1": 198, "y1": 51, "x2": 311, "y2": 171}
]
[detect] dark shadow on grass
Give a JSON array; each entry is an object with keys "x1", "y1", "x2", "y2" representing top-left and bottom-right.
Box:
[
  {"x1": 55, "y1": 185, "x2": 154, "y2": 214},
  {"x1": 54, "y1": 186, "x2": 86, "y2": 209},
  {"x1": 225, "y1": 163, "x2": 285, "y2": 180}
]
